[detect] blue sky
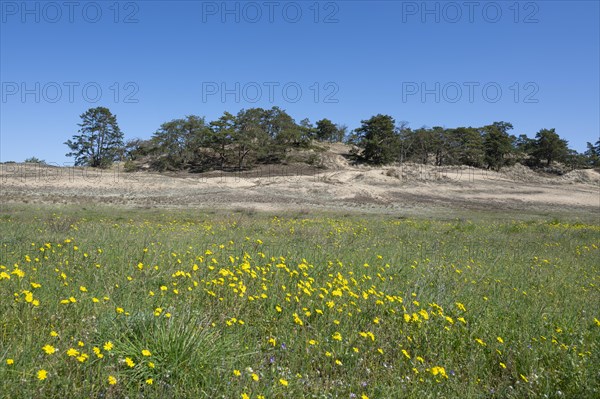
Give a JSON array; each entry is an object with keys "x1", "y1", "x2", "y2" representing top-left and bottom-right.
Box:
[{"x1": 1, "y1": 0, "x2": 599, "y2": 164}]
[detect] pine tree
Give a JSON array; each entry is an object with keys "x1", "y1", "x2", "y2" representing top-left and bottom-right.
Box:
[
  {"x1": 532, "y1": 128, "x2": 569, "y2": 166},
  {"x1": 65, "y1": 107, "x2": 124, "y2": 168},
  {"x1": 354, "y1": 114, "x2": 399, "y2": 165}
]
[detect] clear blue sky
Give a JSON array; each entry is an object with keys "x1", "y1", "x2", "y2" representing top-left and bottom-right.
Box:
[{"x1": 1, "y1": 0, "x2": 599, "y2": 164}]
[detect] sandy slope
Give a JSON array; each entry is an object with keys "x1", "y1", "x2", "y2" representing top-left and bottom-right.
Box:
[{"x1": 1, "y1": 148, "x2": 599, "y2": 217}]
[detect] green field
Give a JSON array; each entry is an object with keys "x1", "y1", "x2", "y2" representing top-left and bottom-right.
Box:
[{"x1": 1, "y1": 205, "x2": 599, "y2": 398}]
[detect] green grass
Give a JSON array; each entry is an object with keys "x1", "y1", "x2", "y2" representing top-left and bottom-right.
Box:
[{"x1": 0, "y1": 205, "x2": 599, "y2": 398}]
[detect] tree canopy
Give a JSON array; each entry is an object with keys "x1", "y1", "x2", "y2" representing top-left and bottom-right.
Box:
[
  {"x1": 532, "y1": 128, "x2": 569, "y2": 166},
  {"x1": 66, "y1": 106, "x2": 598, "y2": 172},
  {"x1": 354, "y1": 114, "x2": 399, "y2": 165},
  {"x1": 65, "y1": 107, "x2": 124, "y2": 168}
]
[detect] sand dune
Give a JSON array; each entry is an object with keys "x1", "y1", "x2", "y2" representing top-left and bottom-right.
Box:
[{"x1": 1, "y1": 148, "x2": 598, "y2": 217}]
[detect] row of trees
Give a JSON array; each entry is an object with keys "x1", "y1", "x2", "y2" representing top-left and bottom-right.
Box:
[
  {"x1": 350, "y1": 115, "x2": 600, "y2": 170},
  {"x1": 134, "y1": 108, "x2": 347, "y2": 171},
  {"x1": 65, "y1": 106, "x2": 346, "y2": 171},
  {"x1": 65, "y1": 107, "x2": 600, "y2": 171}
]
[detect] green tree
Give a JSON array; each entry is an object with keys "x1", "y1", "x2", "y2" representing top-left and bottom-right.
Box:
[
  {"x1": 449, "y1": 127, "x2": 484, "y2": 167},
  {"x1": 315, "y1": 119, "x2": 338, "y2": 142},
  {"x1": 411, "y1": 127, "x2": 436, "y2": 164},
  {"x1": 299, "y1": 118, "x2": 316, "y2": 141},
  {"x1": 246, "y1": 106, "x2": 308, "y2": 161},
  {"x1": 314, "y1": 119, "x2": 346, "y2": 143},
  {"x1": 234, "y1": 108, "x2": 271, "y2": 169},
  {"x1": 261, "y1": 107, "x2": 294, "y2": 139},
  {"x1": 583, "y1": 140, "x2": 600, "y2": 166},
  {"x1": 532, "y1": 128, "x2": 569, "y2": 166},
  {"x1": 514, "y1": 134, "x2": 535, "y2": 154},
  {"x1": 564, "y1": 149, "x2": 590, "y2": 170},
  {"x1": 335, "y1": 124, "x2": 348, "y2": 143},
  {"x1": 396, "y1": 122, "x2": 414, "y2": 163},
  {"x1": 209, "y1": 111, "x2": 236, "y2": 169},
  {"x1": 513, "y1": 134, "x2": 536, "y2": 165},
  {"x1": 150, "y1": 115, "x2": 210, "y2": 170},
  {"x1": 430, "y1": 126, "x2": 451, "y2": 166},
  {"x1": 482, "y1": 122, "x2": 514, "y2": 171},
  {"x1": 65, "y1": 107, "x2": 124, "y2": 168},
  {"x1": 269, "y1": 107, "x2": 307, "y2": 148},
  {"x1": 354, "y1": 114, "x2": 399, "y2": 165},
  {"x1": 123, "y1": 138, "x2": 153, "y2": 161}
]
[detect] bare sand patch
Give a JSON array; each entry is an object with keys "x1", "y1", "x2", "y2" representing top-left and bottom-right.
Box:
[{"x1": 1, "y1": 156, "x2": 598, "y2": 218}]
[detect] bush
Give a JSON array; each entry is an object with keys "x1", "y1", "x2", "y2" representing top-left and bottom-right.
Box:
[
  {"x1": 24, "y1": 156, "x2": 46, "y2": 164},
  {"x1": 123, "y1": 160, "x2": 138, "y2": 172}
]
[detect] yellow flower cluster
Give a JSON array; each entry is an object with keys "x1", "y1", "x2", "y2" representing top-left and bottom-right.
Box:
[{"x1": 1, "y1": 215, "x2": 598, "y2": 397}]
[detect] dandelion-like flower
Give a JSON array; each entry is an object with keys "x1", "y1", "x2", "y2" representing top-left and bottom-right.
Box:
[
  {"x1": 431, "y1": 366, "x2": 448, "y2": 378},
  {"x1": 66, "y1": 348, "x2": 79, "y2": 357},
  {"x1": 292, "y1": 313, "x2": 304, "y2": 326},
  {"x1": 37, "y1": 369, "x2": 48, "y2": 381}
]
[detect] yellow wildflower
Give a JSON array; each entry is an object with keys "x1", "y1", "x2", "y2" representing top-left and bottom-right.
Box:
[
  {"x1": 37, "y1": 369, "x2": 48, "y2": 381},
  {"x1": 66, "y1": 348, "x2": 79, "y2": 357}
]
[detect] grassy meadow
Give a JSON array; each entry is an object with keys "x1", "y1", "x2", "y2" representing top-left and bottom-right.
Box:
[{"x1": 0, "y1": 205, "x2": 599, "y2": 398}]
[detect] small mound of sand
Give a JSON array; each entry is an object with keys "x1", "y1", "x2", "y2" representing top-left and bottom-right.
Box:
[
  {"x1": 561, "y1": 169, "x2": 600, "y2": 185},
  {"x1": 384, "y1": 164, "x2": 465, "y2": 182},
  {"x1": 318, "y1": 151, "x2": 351, "y2": 169},
  {"x1": 500, "y1": 164, "x2": 546, "y2": 183}
]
